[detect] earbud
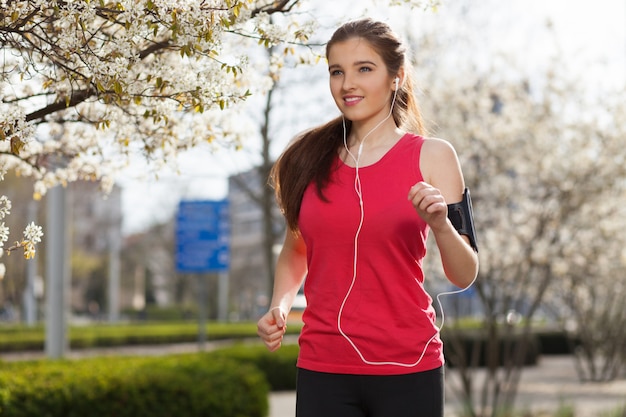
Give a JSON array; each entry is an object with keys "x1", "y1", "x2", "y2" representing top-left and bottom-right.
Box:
[{"x1": 394, "y1": 77, "x2": 400, "y2": 91}]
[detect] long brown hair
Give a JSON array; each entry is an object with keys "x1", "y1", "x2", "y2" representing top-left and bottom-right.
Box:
[{"x1": 271, "y1": 18, "x2": 426, "y2": 231}]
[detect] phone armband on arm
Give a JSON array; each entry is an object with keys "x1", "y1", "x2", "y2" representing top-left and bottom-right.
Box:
[{"x1": 447, "y1": 187, "x2": 478, "y2": 252}]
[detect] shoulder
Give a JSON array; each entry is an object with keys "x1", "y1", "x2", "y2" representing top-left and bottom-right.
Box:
[
  {"x1": 403, "y1": 134, "x2": 457, "y2": 157},
  {"x1": 422, "y1": 137, "x2": 458, "y2": 158},
  {"x1": 419, "y1": 137, "x2": 462, "y2": 185}
]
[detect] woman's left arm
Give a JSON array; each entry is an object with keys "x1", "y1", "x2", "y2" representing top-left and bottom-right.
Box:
[{"x1": 408, "y1": 138, "x2": 479, "y2": 288}]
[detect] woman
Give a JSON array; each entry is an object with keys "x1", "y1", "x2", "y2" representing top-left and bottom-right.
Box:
[{"x1": 257, "y1": 18, "x2": 479, "y2": 417}]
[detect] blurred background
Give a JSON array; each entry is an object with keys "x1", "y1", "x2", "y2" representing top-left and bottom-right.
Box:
[
  {"x1": 0, "y1": 0, "x2": 625, "y2": 415},
  {"x1": 5, "y1": 0, "x2": 623, "y2": 323}
]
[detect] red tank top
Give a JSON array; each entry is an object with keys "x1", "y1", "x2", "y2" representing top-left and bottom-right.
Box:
[{"x1": 297, "y1": 133, "x2": 444, "y2": 375}]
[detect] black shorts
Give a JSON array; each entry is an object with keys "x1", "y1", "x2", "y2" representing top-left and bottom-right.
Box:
[{"x1": 295, "y1": 366, "x2": 444, "y2": 417}]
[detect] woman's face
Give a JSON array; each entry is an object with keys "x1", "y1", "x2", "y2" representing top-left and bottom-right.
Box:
[{"x1": 327, "y1": 37, "x2": 395, "y2": 127}]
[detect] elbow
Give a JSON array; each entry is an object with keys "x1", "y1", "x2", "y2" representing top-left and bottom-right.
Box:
[
  {"x1": 464, "y1": 258, "x2": 479, "y2": 289},
  {"x1": 446, "y1": 255, "x2": 479, "y2": 290},
  {"x1": 460, "y1": 267, "x2": 479, "y2": 290},
  {"x1": 462, "y1": 253, "x2": 479, "y2": 288}
]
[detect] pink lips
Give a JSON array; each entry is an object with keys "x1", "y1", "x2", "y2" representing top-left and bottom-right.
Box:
[{"x1": 343, "y1": 95, "x2": 363, "y2": 106}]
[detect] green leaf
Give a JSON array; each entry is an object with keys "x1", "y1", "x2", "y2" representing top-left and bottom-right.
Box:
[
  {"x1": 113, "y1": 80, "x2": 123, "y2": 95},
  {"x1": 10, "y1": 137, "x2": 23, "y2": 155}
]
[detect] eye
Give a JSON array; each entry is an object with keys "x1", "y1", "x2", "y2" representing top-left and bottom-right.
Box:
[
  {"x1": 329, "y1": 69, "x2": 343, "y2": 76},
  {"x1": 359, "y1": 66, "x2": 372, "y2": 73}
]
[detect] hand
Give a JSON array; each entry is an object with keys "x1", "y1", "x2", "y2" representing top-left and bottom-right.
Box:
[
  {"x1": 257, "y1": 307, "x2": 287, "y2": 352},
  {"x1": 408, "y1": 181, "x2": 449, "y2": 232}
]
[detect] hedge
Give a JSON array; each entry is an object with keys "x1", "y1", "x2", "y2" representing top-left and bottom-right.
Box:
[
  {"x1": 0, "y1": 322, "x2": 575, "y2": 356},
  {"x1": 441, "y1": 329, "x2": 541, "y2": 367},
  {"x1": 0, "y1": 329, "x2": 580, "y2": 416},
  {"x1": 0, "y1": 353, "x2": 270, "y2": 417},
  {"x1": 211, "y1": 343, "x2": 300, "y2": 391},
  {"x1": 0, "y1": 322, "x2": 304, "y2": 353}
]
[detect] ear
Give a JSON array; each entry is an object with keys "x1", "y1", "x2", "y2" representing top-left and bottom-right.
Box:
[{"x1": 392, "y1": 67, "x2": 406, "y2": 91}]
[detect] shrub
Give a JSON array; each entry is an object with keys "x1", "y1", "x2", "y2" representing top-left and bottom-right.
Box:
[
  {"x1": 212, "y1": 343, "x2": 300, "y2": 391},
  {"x1": 535, "y1": 328, "x2": 579, "y2": 355},
  {"x1": 0, "y1": 322, "x2": 304, "y2": 353},
  {"x1": 0, "y1": 354, "x2": 269, "y2": 417},
  {"x1": 442, "y1": 328, "x2": 541, "y2": 367}
]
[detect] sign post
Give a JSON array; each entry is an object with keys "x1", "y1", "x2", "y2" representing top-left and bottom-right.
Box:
[
  {"x1": 175, "y1": 200, "x2": 230, "y2": 274},
  {"x1": 175, "y1": 200, "x2": 230, "y2": 349}
]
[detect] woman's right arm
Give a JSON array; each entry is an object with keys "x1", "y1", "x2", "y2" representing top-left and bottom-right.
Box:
[{"x1": 256, "y1": 229, "x2": 307, "y2": 351}]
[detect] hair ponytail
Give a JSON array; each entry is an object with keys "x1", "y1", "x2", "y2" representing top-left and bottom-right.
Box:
[{"x1": 270, "y1": 117, "x2": 347, "y2": 231}]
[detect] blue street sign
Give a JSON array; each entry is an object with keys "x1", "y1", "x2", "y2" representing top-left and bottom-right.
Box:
[{"x1": 175, "y1": 200, "x2": 230, "y2": 273}]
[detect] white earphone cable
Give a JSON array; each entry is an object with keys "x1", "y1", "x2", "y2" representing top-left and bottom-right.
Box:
[{"x1": 338, "y1": 85, "x2": 477, "y2": 367}]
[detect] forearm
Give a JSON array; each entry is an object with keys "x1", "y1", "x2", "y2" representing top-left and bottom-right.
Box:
[
  {"x1": 432, "y1": 221, "x2": 479, "y2": 289},
  {"x1": 269, "y1": 243, "x2": 307, "y2": 313}
]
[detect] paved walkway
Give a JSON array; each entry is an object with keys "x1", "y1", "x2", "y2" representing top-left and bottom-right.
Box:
[
  {"x1": 2, "y1": 345, "x2": 624, "y2": 417},
  {"x1": 270, "y1": 355, "x2": 626, "y2": 417},
  {"x1": 0, "y1": 340, "x2": 238, "y2": 361}
]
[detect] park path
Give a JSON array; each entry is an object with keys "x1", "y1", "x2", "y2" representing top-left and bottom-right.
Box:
[
  {"x1": 2, "y1": 341, "x2": 624, "y2": 417},
  {"x1": 269, "y1": 354, "x2": 626, "y2": 417}
]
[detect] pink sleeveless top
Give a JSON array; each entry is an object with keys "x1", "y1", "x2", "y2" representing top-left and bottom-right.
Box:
[{"x1": 297, "y1": 133, "x2": 444, "y2": 375}]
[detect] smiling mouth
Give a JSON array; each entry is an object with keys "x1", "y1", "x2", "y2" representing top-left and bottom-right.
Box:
[{"x1": 344, "y1": 96, "x2": 363, "y2": 105}]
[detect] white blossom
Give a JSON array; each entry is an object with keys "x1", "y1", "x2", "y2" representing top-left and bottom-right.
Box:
[
  {"x1": 24, "y1": 222, "x2": 43, "y2": 244},
  {"x1": 0, "y1": 222, "x2": 9, "y2": 247},
  {"x1": 0, "y1": 196, "x2": 10, "y2": 219}
]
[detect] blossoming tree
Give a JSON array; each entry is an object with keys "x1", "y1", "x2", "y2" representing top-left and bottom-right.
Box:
[
  {"x1": 0, "y1": 0, "x2": 318, "y2": 272},
  {"x1": 0, "y1": 0, "x2": 437, "y2": 271},
  {"x1": 417, "y1": 34, "x2": 626, "y2": 417}
]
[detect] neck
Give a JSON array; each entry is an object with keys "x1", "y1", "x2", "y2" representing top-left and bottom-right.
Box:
[
  {"x1": 341, "y1": 118, "x2": 404, "y2": 167},
  {"x1": 349, "y1": 120, "x2": 400, "y2": 149}
]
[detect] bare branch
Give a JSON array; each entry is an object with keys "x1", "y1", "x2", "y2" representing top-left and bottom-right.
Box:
[
  {"x1": 251, "y1": 0, "x2": 301, "y2": 17},
  {"x1": 25, "y1": 88, "x2": 95, "y2": 122}
]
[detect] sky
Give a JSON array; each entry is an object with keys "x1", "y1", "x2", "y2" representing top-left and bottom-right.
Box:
[{"x1": 118, "y1": 0, "x2": 626, "y2": 236}]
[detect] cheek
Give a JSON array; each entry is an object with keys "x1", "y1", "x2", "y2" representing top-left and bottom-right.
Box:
[{"x1": 329, "y1": 81, "x2": 343, "y2": 106}]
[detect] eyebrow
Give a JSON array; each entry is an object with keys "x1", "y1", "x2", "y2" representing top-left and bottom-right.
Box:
[{"x1": 328, "y1": 60, "x2": 378, "y2": 71}]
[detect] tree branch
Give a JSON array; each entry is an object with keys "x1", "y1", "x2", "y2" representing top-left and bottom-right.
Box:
[
  {"x1": 138, "y1": 41, "x2": 172, "y2": 59},
  {"x1": 25, "y1": 88, "x2": 95, "y2": 122},
  {"x1": 251, "y1": 0, "x2": 300, "y2": 17}
]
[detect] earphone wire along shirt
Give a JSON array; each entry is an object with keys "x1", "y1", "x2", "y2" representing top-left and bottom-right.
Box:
[{"x1": 297, "y1": 133, "x2": 444, "y2": 375}]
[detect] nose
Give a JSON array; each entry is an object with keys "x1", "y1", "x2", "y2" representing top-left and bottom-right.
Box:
[{"x1": 342, "y1": 72, "x2": 355, "y2": 91}]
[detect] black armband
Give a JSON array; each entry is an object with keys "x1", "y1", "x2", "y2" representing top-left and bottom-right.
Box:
[{"x1": 447, "y1": 187, "x2": 478, "y2": 252}]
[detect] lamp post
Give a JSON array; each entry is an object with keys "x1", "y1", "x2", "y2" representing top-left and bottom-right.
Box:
[{"x1": 45, "y1": 184, "x2": 70, "y2": 358}]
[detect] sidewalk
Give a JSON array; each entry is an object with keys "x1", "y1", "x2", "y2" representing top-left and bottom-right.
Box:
[
  {"x1": 0, "y1": 340, "x2": 234, "y2": 362},
  {"x1": 269, "y1": 355, "x2": 626, "y2": 417},
  {"x1": 3, "y1": 346, "x2": 624, "y2": 417}
]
